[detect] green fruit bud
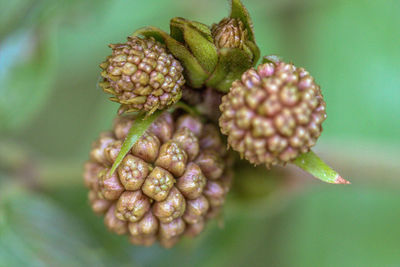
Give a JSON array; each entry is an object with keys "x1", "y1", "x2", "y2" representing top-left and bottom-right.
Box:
[{"x1": 211, "y1": 18, "x2": 248, "y2": 49}]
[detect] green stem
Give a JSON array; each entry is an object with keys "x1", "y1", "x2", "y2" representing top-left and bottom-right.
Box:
[
  {"x1": 293, "y1": 150, "x2": 350, "y2": 184},
  {"x1": 174, "y1": 101, "x2": 201, "y2": 117}
]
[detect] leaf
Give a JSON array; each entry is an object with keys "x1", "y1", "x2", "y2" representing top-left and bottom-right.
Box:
[
  {"x1": 245, "y1": 40, "x2": 260, "y2": 65},
  {"x1": 0, "y1": 0, "x2": 35, "y2": 40},
  {"x1": 264, "y1": 186, "x2": 400, "y2": 267},
  {"x1": 206, "y1": 48, "x2": 253, "y2": 92},
  {"x1": 186, "y1": 21, "x2": 214, "y2": 42},
  {"x1": 0, "y1": 184, "x2": 109, "y2": 266},
  {"x1": 0, "y1": 26, "x2": 57, "y2": 132},
  {"x1": 293, "y1": 150, "x2": 350, "y2": 184},
  {"x1": 133, "y1": 26, "x2": 209, "y2": 88},
  {"x1": 109, "y1": 110, "x2": 163, "y2": 175},
  {"x1": 230, "y1": 0, "x2": 256, "y2": 42},
  {"x1": 170, "y1": 17, "x2": 218, "y2": 73},
  {"x1": 170, "y1": 18, "x2": 213, "y2": 43}
]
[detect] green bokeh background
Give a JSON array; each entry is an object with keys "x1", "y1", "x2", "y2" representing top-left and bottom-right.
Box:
[{"x1": 1, "y1": 0, "x2": 399, "y2": 266}]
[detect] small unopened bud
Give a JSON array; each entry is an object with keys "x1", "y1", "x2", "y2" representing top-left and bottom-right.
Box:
[
  {"x1": 155, "y1": 141, "x2": 188, "y2": 177},
  {"x1": 113, "y1": 116, "x2": 133, "y2": 139},
  {"x1": 176, "y1": 163, "x2": 206, "y2": 199},
  {"x1": 159, "y1": 217, "x2": 185, "y2": 240},
  {"x1": 97, "y1": 169, "x2": 124, "y2": 200},
  {"x1": 183, "y1": 195, "x2": 209, "y2": 224},
  {"x1": 104, "y1": 205, "x2": 128, "y2": 235},
  {"x1": 199, "y1": 124, "x2": 224, "y2": 151},
  {"x1": 90, "y1": 133, "x2": 115, "y2": 165},
  {"x1": 172, "y1": 128, "x2": 200, "y2": 161},
  {"x1": 176, "y1": 115, "x2": 203, "y2": 137},
  {"x1": 212, "y1": 18, "x2": 248, "y2": 49},
  {"x1": 128, "y1": 211, "x2": 158, "y2": 236},
  {"x1": 203, "y1": 181, "x2": 225, "y2": 207},
  {"x1": 148, "y1": 112, "x2": 174, "y2": 142},
  {"x1": 185, "y1": 218, "x2": 205, "y2": 237},
  {"x1": 88, "y1": 191, "x2": 111, "y2": 215},
  {"x1": 117, "y1": 155, "x2": 150, "y2": 190},
  {"x1": 115, "y1": 191, "x2": 151, "y2": 222},
  {"x1": 195, "y1": 150, "x2": 225, "y2": 180},
  {"x1": 104, "y1": 140, "x2": 122, "y2": 165},
  {"x1": 142, "y1": 167, "x2": 175, "y2": 201},
  {"x1": 131, "y1": 132, "x2": 160, "y2": 163},
  {"x1": 83, "y1": 161, "x2": 102, "y2": 190},
  {"x1": 153, "y1": 187, "x2": 186, "y2": 223}
]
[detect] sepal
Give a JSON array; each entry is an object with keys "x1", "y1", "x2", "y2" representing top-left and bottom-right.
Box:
[
  {"x1": 132, "y1": 27, "x2": 208, "y2": 88},
  {"x1": 170, "y1": 17, "x2": 218, "y2": 73},
  {"x1": 206, "y1": 48, "x2": 253, "y2": 92},
  {"x1": 293, "y1": 150, "x2": 350, "y2": 184}
]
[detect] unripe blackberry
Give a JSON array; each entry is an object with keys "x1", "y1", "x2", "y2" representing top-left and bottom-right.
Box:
[
  {"x1": 83, "y1": 112, "x2": 233, "y2": 248},
  {"x1": 211, "y1": 18, "x2": 248, "y2": 49},
  {"x1": 219, "y1": 59, "x2": 327, "y2": 167},
  {"x1": 99, "y1": 36, "x2": 185, "y2": 115}
]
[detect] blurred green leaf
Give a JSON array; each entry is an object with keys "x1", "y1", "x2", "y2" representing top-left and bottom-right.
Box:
[
  {"x1": 262, "y1": 186, "x2": 400, "y2": 267},
  {"x1": 0, "y1": 0, "x2": 38, "y2": 40},
  {"x1": 0, "y1": 26, "x2": 57, "y2": 132},
  {"x1": 0, "y1": 184, "x2": 110, "y2": 266}
]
